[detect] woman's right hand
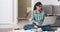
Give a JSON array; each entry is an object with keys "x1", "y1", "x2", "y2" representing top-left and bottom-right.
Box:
[{"x1": 34, "y1": 22, "x2": 39, "y2": 26}]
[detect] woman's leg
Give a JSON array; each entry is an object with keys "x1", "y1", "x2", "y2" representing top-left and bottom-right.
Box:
[
  {"x1": 24, "y1": 24, "x2": 35, "y2": 30},
  {"x1": 38, "y1": 25, "x2": 51, "y2": 31}
]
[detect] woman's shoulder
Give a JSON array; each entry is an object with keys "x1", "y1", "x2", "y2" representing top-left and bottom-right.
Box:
[{"x1": 32, "y1": 10, "x2": 36, "y2": 13}]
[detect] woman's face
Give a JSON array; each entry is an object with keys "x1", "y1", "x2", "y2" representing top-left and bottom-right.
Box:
[{"x1": 36, "y1": 5, "x2": 42, "y2": 11}]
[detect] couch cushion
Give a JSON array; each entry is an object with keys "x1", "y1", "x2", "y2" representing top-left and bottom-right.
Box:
[
  {"x1": 52, "y1": 5, "x2": 60, "y2": 15},
  {"x1": 42, "y1": 5, "x2": 53, "y2": 14}
]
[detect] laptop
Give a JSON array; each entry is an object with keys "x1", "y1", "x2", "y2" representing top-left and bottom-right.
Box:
[{"x1": 42, "y1": 16, "x2": 56, "y2": 25}]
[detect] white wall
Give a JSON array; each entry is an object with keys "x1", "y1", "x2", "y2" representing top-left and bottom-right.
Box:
[
  {"x1": 0, "y1": 0, "x2": 13, "y2": 24},
  {"x1": 42, "y1": 0, "x2": 59, "y2": 5},
  {"x1": 32, "y1": 0, "x2": 60, "y2": 5}
]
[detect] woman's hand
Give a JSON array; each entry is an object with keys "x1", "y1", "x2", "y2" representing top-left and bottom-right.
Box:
[{"x1": 34, "y1": 22, "x2": 39, "y2": 26}]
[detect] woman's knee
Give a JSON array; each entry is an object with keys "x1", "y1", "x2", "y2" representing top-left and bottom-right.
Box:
[
  {"x1": 24, "y1": 25, "x2": 29, "y2": 30},
  {"x1": 42, "y1": 25, "x2": 51, "y2": 31},
  {"x1": 23, "y1": 24, "x2": 34, "y2": 30}
]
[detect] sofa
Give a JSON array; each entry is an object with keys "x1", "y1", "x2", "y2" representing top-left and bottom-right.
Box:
[{"x1": 42, "y1": 5, "x2": 60, "y2": 26}]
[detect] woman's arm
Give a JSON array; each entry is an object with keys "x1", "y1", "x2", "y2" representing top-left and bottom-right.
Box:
[
  {"x1": 41, "y1": 11, "x2": 45, "y2": 21},
  {"x1": 31, "y1": 11, "x2": 35, "y2": 22},
  {"x1": 31, "y1": 11, "x2": 40, "y2": 26}
]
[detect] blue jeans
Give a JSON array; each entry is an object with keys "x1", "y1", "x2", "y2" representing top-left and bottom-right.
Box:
[{"x1": 24, "y1": 24, "x2": 51, "y2": 31}]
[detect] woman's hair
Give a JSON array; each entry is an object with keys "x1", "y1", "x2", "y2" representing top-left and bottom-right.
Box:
[{"x1": 33, "y1": 2, "x2": 42, "y2": 10}]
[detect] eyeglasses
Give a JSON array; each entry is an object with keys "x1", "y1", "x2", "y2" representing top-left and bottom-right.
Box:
[{"x1": 38, "y1": 5, "x2": 42, "y2": 7}]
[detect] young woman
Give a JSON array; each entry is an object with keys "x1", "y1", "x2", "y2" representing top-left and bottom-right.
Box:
[
  {"x1": 24, "y1": 2, "x2": 51, "y2": 31},
  {"x1": 32, "y1": 2, "x2": 44, "y2": 26}
]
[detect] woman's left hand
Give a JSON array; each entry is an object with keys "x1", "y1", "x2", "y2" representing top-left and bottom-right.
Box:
[{"x1": 34, "y1": 22, "x2": 40, "y2": 26}]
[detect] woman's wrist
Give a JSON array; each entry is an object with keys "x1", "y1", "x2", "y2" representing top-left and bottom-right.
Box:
[{"x1": 33, "y1": 22, "x2": 40, "y2": 26}]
